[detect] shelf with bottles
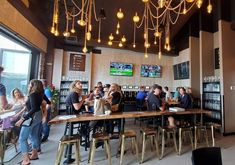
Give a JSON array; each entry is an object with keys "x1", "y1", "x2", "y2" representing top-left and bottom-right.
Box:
[{"x1": 203, "y1": 82, "x2": 220, "y2": 93}]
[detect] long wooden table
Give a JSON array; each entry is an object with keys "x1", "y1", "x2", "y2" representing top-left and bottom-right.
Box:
[
  {"x1": 49, "y1": 109, "x2": 210, "y2": 163},
  {"x1": 49, "y1": 109, "x2": 210, "y2": 125}
]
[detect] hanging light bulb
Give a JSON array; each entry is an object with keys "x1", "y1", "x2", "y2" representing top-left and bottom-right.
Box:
[
  {"x1": 144, "y1": 33, "x2": 147, "y2": 39},
  {"x1": 50, "y1": 26, "x2": 55, "y2": 34},
  {"x1": 144, "y1": 42, "x2": 150, "y2": 48},
  {"x1": 154, "y1": 39, "x2": 157, "y2": 45},
  {"x1": 89, "y1": 24, "x2": 92, "y2": 31},
  {"x1": 54, "y1": 30, "x2": 59, "y2": 36},
  {"x1": 109, "y1": 33, "x2": 114, "y2": 40},
  {"x1": 186, "y1": 0, "x2": 194, "y2": 2},
  {"x1": 183, "y1": 0, "x2": 187, "y2": 14},
  {"x1": 121, "y1": 35, "x2": 126, "y2": 42},
  {"x1": 118, "y1": 42, "x2": 123, "y2": 47},
  {"x1": 63, "y1": 31, "x2": 70, "y2": 37},
  {"x1": 144, "y1": 52, "x2": 148, "y2": 58},
  {"x1": 71, "y1": 28, "x2": 75, "y2": 33},
  {"x1": 158, "y1": 51, "x2": 162, "y2": 60},
  {"x1": 82, "y1": 46, "x2": 88, "y2": 53},
  {"x1": 154, "y1": 31, "x2": 160, "y2": 37},
  {"x1": 116, "y1": 29, "x2": 119, "y2": 35},
  {"x1": 133, "y1": 12, "x2": 140, "y2": 23},
  {"x1": 98, "y1": 39, "x2": 101, "y2": 43},
  {"x1": 108, "y1": 41, "x2": 113, "y2": 46},
  {"x1": 86, "y1": 32, "x2": 91, "y2": 41},
  {"x1": 117, "y1": 8, "x2": 124, "y2": 19},
  {"x1": 196, "y1": 0, "x2": 203, "y2": 8},
  {"x1": 166, "y1": 44, "x2": 171, "y2": 51},
  {"x1": 142, "y1": 0, "x2": 149, "y2": 3},
  {"x1": 133, "y1": 44, "x2": 136, "y2": 48},
  {"x1": 77, "y1": 19, "x2": 86, "y2": 26},
  {"x1": 207, "y1": 0, "x2": 212, "y2": 14},
  {"x1": 117, "y1": 22, "x2": 120, "y2": 29},
  {"x1": 158, "y1": 0, "x2": 166, "y2": 8}
]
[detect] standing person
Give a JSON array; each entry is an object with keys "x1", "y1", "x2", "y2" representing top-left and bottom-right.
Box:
[
  {"x1": 15, "y1": 79, "x2": 44, "y2": 165},
  {"x1": 65, "y1": 80, "x2": 87, "y2": 114},
  {"x1": 0, "y1": 66, "x2": 10, "y2": 110},
  {"x1": 164, "y1": 86, "x2": 172, "y2": 102},
  {"x1": 41, "y1": 79, "x2": 52, "y2": 143}
]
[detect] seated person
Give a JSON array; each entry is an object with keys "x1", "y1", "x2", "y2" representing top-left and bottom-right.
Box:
[
  {"x1": 84, "y1": 87, "x2": 101, "y2": 113},
  {"x1": 65, "y1": 80, "x2": 87, "y2": 114},
  {"x1": 147, "y1": 84, "x2": 164, "y2": 111},
  {"x1": 105, "y1": 83, "x2": 121, "y2": 112},
  {"x1": 137, "y1": 86, "x2": 147, "y2": 100},
  {"x1": 173, "y1": 87, "x2": 180, "y2": 101},
  {"x1": 163, "y1": 86, "x2": 172, "y2": 102},
  {"x1": 103, "y1": 84, "x2": 111, "y2": 99},
  {"x1": 179, "y1": 87, "x2": 192, "y2": 109}
]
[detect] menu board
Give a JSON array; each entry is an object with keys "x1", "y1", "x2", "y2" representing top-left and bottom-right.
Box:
[{"x1": 69, "y1": 53, "x2": 86, "y2": 71}]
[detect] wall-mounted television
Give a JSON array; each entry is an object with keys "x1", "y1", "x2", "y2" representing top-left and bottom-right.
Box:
[
  {"x1": 140, "y1": 64, "x2": 162, "y2": 78},
  {"x1": 173, "y1": 61, "x2": 189, "y2": 80},
  {"x1": 110, "y1": 62, "x2": 133, "y2": 76}
]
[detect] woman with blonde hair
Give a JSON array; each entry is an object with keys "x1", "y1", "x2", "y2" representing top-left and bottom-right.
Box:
[
  {"x1": 15, "y1": 79, "x2": 44, "y2": 165},
  {"x1": 65, "y1": 80, "x2": 87, "y2": 114}
]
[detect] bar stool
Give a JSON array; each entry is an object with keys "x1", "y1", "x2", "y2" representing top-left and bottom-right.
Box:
[
  {"x1": 140, "y1": 128, "x2": 159, "y2": 163},
  {"x1": 178, "y1": 127, "x2": 194, "y2": 155},
  {"x1": 55, "y1": 135, "x2": 80, "y2": 165},
  {"x1": 205, "y1": 122, "x2": 222, "y2": 147},
  {"x1": 158, "y1": 127, "x2": 178, "y2": 160},
  {"x1": 119, "y1": 130, "x2": 139, "y2": 165},
  {"x1": 88, "y1": 133, "x2": 112, "y2": 165},
  {"x1": 194, "y1": 125, "x2": 209, "y2": 149}
]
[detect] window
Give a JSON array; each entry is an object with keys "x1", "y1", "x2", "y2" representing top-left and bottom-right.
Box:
[{"x1": 0, "y1": 33, "x2": 31, "y2": 99}]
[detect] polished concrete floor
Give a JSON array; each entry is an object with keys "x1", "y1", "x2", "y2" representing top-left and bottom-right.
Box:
[{"x1": 4, "y1": 120, "x2": 235, "y2": 165}]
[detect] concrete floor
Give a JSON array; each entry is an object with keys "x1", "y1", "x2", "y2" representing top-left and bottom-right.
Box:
[{"x1": 4, "y1": 120, "x2": 235, "y2": 165}]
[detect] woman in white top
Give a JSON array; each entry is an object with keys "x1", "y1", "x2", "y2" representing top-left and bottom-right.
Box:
[{"x1": 164, "y1": 86, "x2": 172, "y2": 102}]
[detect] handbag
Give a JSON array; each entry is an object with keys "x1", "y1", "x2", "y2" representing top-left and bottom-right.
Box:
[{"x1": 22, "y1": 117, "x2": 33, "y2": 127}]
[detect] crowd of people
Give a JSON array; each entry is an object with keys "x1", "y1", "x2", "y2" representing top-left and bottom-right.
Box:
[
  {"x1": 0, "y1": 66, "x2": 52, "y2": 165},
  {"x1": 0, "y1": 63, "x2": 195, "y2": 165}
]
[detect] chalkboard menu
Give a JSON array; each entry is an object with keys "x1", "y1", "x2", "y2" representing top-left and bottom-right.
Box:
[
  {"x1": 69, "y1": 53, "x2": 86, "y2": 71},
  {"x1": 173, "y1": 61, "x2": 190, "y2": 80}
]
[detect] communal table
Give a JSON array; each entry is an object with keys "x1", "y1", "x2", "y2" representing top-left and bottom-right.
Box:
[{"x1": 49, "y1": 109, "x2": 210, "y2": 164}]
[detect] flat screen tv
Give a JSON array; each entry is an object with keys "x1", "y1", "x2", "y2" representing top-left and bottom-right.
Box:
[
  {"x1": 110, "y1": 62, "x2": 133, "y2": 76},
  {"x1": 173, "y1": 61, "x2": 189, "y2": 80},
  {"x1": 140, "y1": 64, "x2": 162, "y2": 78}
]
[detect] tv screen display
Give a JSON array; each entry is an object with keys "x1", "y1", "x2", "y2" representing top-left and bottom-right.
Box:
[
  {"x1": 110, "y1": 62, "x2": 133, "y2": 76},
  {"x1": 140, "y1": 64, "x2": 162, "y2": 78}
]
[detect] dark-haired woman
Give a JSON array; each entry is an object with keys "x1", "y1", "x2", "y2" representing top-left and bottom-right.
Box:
[{"x1": 16, "y1": 79, "x2": 44, "y2": 165}]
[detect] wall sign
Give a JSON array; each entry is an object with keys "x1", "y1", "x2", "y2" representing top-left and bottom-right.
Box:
[
  {"x1": 69, "y1": 53, "x2": 86, "y2": 71},
  {"x1": 173, "y1": 61, "x2": 190, "y2": 80}
]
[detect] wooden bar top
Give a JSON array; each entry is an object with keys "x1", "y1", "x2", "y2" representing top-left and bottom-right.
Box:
[{"x1": 49, "y1": 109, "x2": 211, "y2": 125}]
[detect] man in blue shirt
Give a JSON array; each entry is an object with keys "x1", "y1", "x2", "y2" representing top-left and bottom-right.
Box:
[
  {"x1": 136, "y1": 86, "x2": 147, "y2": 110},
  {"x1": 41, "y1": 79, "x2": 52, "y2": 142}
]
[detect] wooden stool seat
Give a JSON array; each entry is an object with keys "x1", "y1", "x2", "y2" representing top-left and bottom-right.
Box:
[
  {"x1": 88, "y1": 133, "x2": 112, "y2": 165},
  {"x1": 158, "y1": 127, "x2": 178, "y2": 160},
  {"x1": 140, "y1": 128, "x2": 159, "y2": 163},
  {"x1": 141, "y1": 128, "x2": 157, "y2": 135},
  {"x1": 122, "y1": 130, "x2": 137, "y2": 138},
  {"x1": 55, "y1": 135, "x2": 80, "y2": 165},
  {"x1": 119, "y1": 130, "x2": 139, "y2": 165},
  {"x1": 92, "y1": 133, "x2": 109, "y2": 140},
  {"x1": 60, "y1": 135, "x2": 80, "y2": 143},
  {"x1": 178, "y1": 127, "x2": 194, "y2": 155}
]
